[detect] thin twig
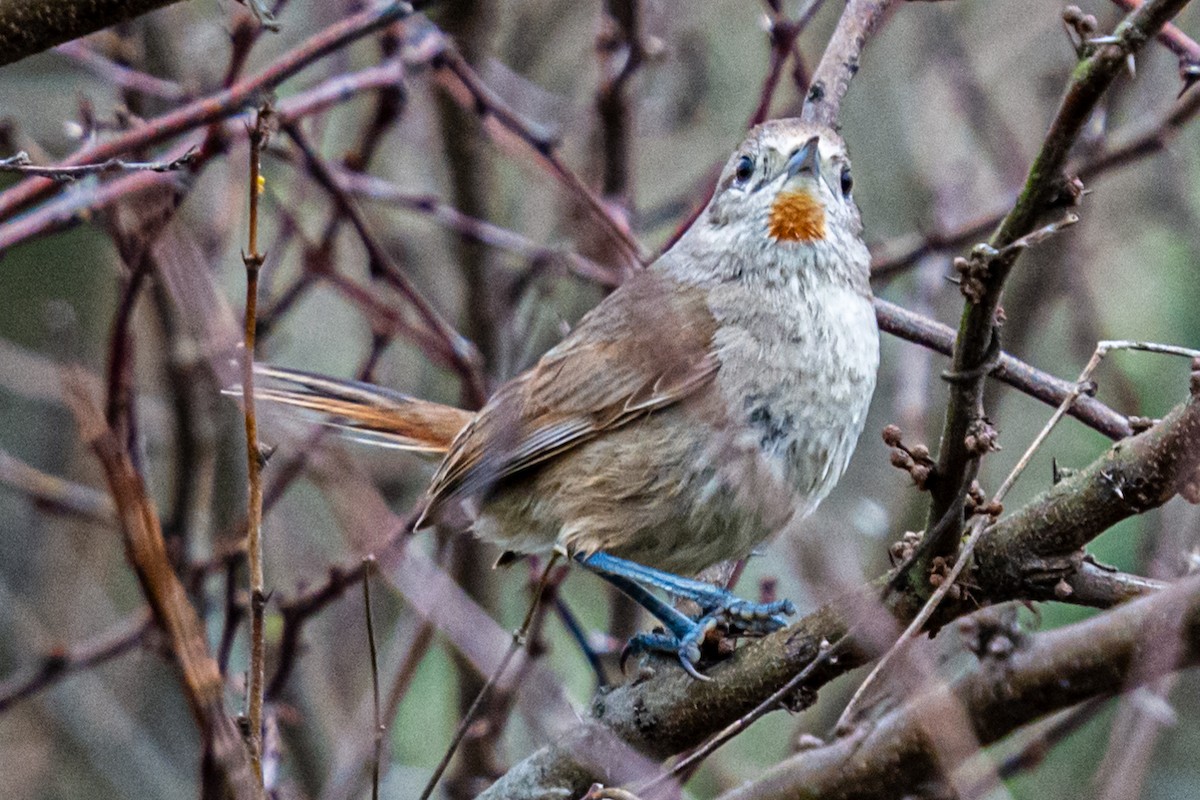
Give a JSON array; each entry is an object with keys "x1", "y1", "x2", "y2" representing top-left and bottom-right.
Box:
[
  {"x1": 0, "y1": 611, "x2": 153, "y2": 713},
  {"x1": 0, "y1": 148, "x2": 196, "y2": 182},
  {"x1": 55, "y1": 40, "x2": 190, "y2": 102},
  {"x1": 875, "y1": 299, "x2": 1132, "y2": 440},
  {"x1": 281, "y1": 122, "x2": 487, "y2": 403},
  {"x1": 430, "y1": 44, "x2": 646, "y2": 271},
  {"x1": 242, "y1": 104, "x2": 272, "y2": 785},
  {"x1": 417, "y1": 552, "x2": 562, "y2": 800},
  {"x1": 0, "y1": 448, "x2": 116, "y2": 524},
  {"x1": 361, "y1": 557, "x2": 384, "y2": 800},
  {"x1": 335, "y1": 169, "x2": 616, "y2": 285}
]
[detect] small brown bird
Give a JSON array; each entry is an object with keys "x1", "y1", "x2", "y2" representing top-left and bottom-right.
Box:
[{"x1": 257, "y1": 119, "x2": 879, "y2": 676}]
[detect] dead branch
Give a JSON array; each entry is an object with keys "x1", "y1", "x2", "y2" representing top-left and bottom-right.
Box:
[{"x1": 62, "y1": 374, "x2": 261, "y2": 799}]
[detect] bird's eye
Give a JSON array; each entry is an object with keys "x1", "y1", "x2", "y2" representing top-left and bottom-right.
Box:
[
  {"x1": 734, "y1": 155, "x2": 755, "y2": 186},
  {"x1": 839, "y1": 165, "x2": 853, "y2": 196}
]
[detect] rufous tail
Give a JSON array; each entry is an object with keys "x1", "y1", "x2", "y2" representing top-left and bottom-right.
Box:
[{"x1": 249, "y1": 365, "x2": 472, "y2": 454}]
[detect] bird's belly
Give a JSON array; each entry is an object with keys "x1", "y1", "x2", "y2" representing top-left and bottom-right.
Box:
[{"x1": 471, "y1": 405, "x2": 788, "y2": 575}]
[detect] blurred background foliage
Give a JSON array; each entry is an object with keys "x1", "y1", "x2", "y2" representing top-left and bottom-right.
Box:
[{"x1": 0, "y1": 1, "x2": 1198, "y2": 798}]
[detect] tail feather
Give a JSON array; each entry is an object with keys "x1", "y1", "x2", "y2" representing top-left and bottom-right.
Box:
[{"x1": 247, "y1": 366, "x2": 472, "y2": 454}]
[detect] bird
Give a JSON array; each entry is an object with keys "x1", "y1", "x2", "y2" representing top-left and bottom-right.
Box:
[{"x1": 254, "y1": 119, "x2": 879, "y2": 677}]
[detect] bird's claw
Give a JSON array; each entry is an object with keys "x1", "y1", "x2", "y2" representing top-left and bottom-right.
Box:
[
  {"x1": 697, "y1": 594, "x2": 795, "y2": 642},
  {"x1": 622, "y1": 617, "x2": 718, "y2": 681},
  {"x1": 621, "y1": 599, "x2": 794, "y2": 680}
]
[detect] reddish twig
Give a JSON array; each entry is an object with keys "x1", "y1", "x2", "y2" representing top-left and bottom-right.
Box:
[
  {"x1": 281, "y1": 122, "x2": 486, "y2": 402},
  {"x1": 0, "y1": 611, "x2": 153, "y2": 713},
  {"x1": 430, "y1": 43, "x2": 646, "y2": 272},
  {"x1": 0, "y1": 0, "x2": 414, "y2": 221}
]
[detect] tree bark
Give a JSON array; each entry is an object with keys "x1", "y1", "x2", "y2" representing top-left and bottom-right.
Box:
[{"x1": 0, "y1": 0, "x2": 187, "y2": 66}]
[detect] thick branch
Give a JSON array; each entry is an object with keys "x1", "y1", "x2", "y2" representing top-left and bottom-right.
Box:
[
  {"x1": 800, "y1": 0, "x2": 898, "y2": 127},
  {"x1": 719, "y1": 574, "x2": 1200, "y2": 800},
  {"x1": 0, "y1": 0, "x2": 184, "y2": 66},
  {"x1": 974, "y1": 383, "x2": 1200, "y2": 599}
]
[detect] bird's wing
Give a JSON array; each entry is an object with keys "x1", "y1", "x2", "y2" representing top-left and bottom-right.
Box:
[
  {"x1": 419, "y1": 270, "x2": 719, "y2": 524},
  {"x1": 250, "y1": 366, "x2": 473, "y2": 454}
]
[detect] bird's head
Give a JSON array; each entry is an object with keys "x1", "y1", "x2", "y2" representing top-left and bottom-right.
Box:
[{"x1": 680, "y1": 120, "x2": 868, "y2": 286}]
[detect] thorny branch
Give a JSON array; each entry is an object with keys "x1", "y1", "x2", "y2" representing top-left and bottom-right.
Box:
[
  {"x1": 918, "y1": 0, "x2": 1193, "y2": 589},
  {"x1": 241, "y1": 104, "x2": 271, "y2": 786}
]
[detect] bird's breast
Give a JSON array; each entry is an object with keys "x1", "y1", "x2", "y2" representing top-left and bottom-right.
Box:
[{"x1": 710, "y1": 280, "x2": 879, "y2": 512}]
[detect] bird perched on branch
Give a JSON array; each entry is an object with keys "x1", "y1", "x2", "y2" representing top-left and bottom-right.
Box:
[{"x1": 255, "y1": 119, "x2": 879, "y2": 678}]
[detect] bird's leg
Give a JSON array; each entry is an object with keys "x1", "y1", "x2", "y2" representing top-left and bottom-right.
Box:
[
  {"x1": 575, "y1": 552, "x2": 795, "y2": 678},
  {"x1": 573, "y1": 565, "x2": 713, "y2": 678},
  {"x1": 578, "y1": 552, "x2": 795, "y2": 625}
]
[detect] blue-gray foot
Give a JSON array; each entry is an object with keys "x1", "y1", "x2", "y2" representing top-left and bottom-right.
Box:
[{"x1": 576, "y1": 551, "x2": 796, "y2": 678}]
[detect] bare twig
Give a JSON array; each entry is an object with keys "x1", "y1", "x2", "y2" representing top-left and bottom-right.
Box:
[
  {"x1": 800, "y1": 0, "x2": 899, "y2": 127},
  {"x1": 55, "y1": 40, "x2": 190, "y2": 101},
  {"x1": 335, "y1": 168, "x2": 615, "y2": 284},
  {"x1": 281, "y1": 122, "x2": 487, "y2": 402},
  {"x1": 0, "y1": 448, "x2": 116, "y2": 525},
  {"x1": 875, "y1": 299, "x2": 1133, "y2": 440},
  {"x1": 361, "y1": 558, "x2": 383, "y2": 800},
  {"x1": 0, "y1": 148, "x2": 196, "y2": 182},
  {"x1": 266, "y1": 561, "x2": 370, "y2": 700},
  {"x1": 870, "y1": 69, "x2": 1200, "y2": 278},
  {"x1": 418, "y1": 553, "x2": 561, "y2": 800},
  {"x1": 429, "y1": 42, "x2": 645, "y2": 272},
  {"x1": 0, "y1": 0, "x2": 415, "y2": 221},
  {"x1": 0, "y1": 611, "x2": 153, "y2": 713},
  {"x1": 0, "y1": 60, "x2": 412, "y2": 254},
  {"x1": 242, "y1": 104, "x2": 271, "y2": 784}
]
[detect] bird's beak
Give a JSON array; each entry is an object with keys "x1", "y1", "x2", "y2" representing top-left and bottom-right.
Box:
[{"x1": 785, "y1": 136, "x2": 821, "y2": 183}]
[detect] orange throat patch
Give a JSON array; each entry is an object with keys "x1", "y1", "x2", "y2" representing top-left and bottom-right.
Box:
[{"x1": 768, "y1": 190, "x2": 826, "y2": 243}]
